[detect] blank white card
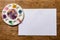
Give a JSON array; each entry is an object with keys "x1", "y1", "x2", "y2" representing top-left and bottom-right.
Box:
[{"x1": 18, "y1": 9, "x2": 57, "y2": 36}]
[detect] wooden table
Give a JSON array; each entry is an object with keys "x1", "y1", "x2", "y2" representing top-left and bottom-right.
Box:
[{"x1": 0, "y1": 0, "x2": 60, "y2": 40}]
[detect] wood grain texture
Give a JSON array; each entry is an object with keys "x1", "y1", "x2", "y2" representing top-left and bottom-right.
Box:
[{"x1": 0, "y1": 0, "x2": 59, "y2": 40}]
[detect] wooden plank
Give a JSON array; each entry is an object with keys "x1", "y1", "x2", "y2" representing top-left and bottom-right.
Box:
[{"x1": 0, "y1": 0, "x2": 59, "y2": 40}]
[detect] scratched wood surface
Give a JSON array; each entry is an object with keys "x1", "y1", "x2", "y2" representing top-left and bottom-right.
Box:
[{"x1": 0, "y1": 0, "x2": 60, "y2": 40}]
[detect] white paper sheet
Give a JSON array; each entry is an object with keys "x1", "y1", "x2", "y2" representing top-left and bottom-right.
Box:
[{"x1": 18, "y1": 9, "x2": 57, "y2": 36}]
